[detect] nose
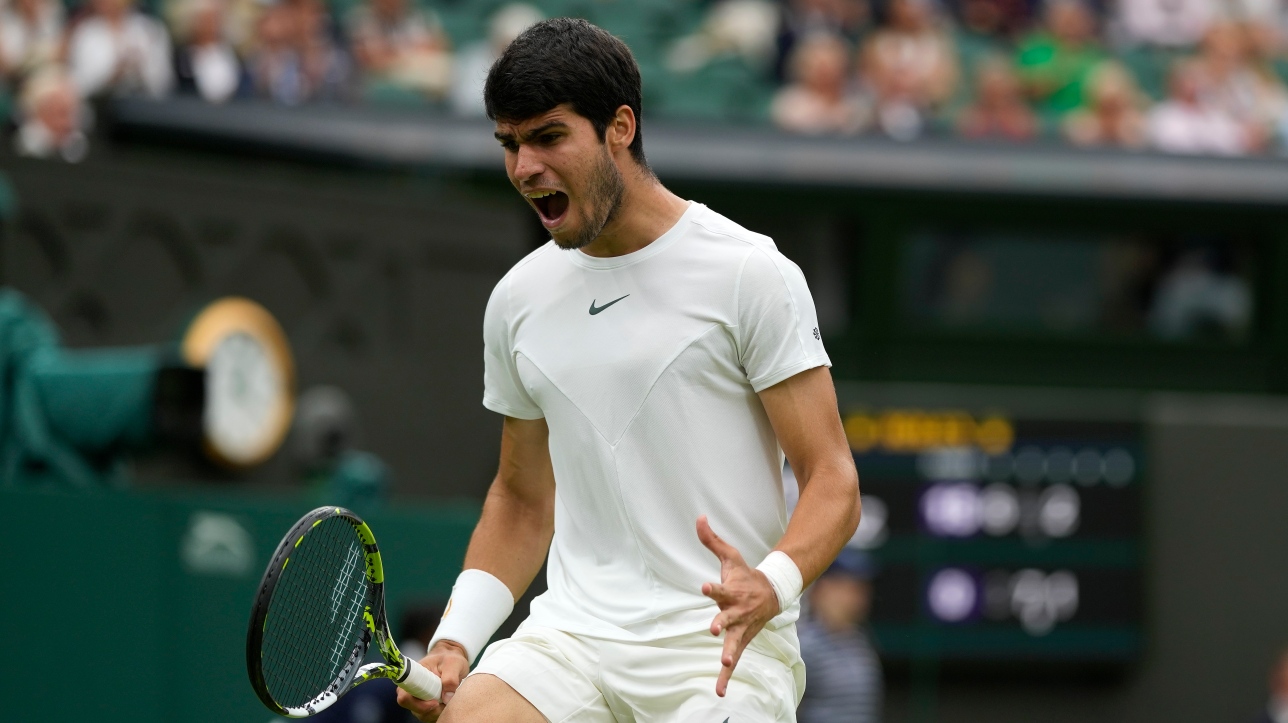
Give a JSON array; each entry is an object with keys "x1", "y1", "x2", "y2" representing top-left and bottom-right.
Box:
[{"x1": 511, "y1": 145, "x2": 545, "y2": 184}]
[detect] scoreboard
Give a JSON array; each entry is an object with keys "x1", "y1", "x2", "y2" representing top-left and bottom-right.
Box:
[{"x1": 835, "y1": 409, "x2": 1144, "y2": 665}]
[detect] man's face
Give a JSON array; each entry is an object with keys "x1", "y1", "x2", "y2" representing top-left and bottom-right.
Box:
[{"x1": 495, "y1": 104, "x2": 625, "y2": 250}]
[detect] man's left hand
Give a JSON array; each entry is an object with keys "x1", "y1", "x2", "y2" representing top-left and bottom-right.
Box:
[{"x1": 697, "y1": 515, "x2": 781, "y2": 697}]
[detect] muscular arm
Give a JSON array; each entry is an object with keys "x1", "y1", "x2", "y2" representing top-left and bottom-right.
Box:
[
  {"x1": 462, "y1": 415, "x2": 556, "y2": 599},
  {"x1": 759, "y1": 365, "x2": 860, "y2": 585}
]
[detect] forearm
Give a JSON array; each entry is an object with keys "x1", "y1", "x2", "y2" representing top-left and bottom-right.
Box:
[
  {"x1": 462, "y1": 477, "x2": 554, "y2": 600},
  {"x1": 776, "y1": 456, "x2": 860, "y2": 586}
]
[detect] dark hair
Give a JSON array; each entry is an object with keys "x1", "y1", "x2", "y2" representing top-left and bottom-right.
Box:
[{"x1": 484, "y1": 18, "x2": 648, "y2": 167}]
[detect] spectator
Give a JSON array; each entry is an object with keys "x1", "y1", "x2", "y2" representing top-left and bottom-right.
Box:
[
  {"x1": 346, "y1": 0, "x2": 451, "y2": 101},
  {"x1": 777, "y1": 0, "x2": 873, "y2": 80},
  {"x1": 797, "y1": 547, "x2": 883, "y2": 723},
  {"x1": 0, "y1": 0, "x2": 64, "y2": 86},
  {"x1": 1063, "y1": 61, "x2": 1148, "y2": 148},
  {"x1": 957, "y1": 55, "x2": 1039, "y2": 140},
  {"x1": 1195, "y1": 20, "x2": 1287, "y2": 152},
  {"x1": 1253, "y1": 647, "x2": 1288, "y2": 723},
  {"x1": 1016, "y1": 0, "x2": 1105, "y2": 112},
  {"x1": 173, "y1": 0, "x2": 247, "y2": 103},
  {"x1": 67, "y1": 0, "x2": 174, "y2": 98},
  {"x1": 13, "y1": 66, "x2": 89, "y2": 162},
  {"x1": 860, "y1": 0, "x2": 958, "y2": 139},
  {"x1": 1118, "y1": 0, "x2": 1218, "y2": 48},
  {"x1": 772, "y1": 32, "x2": 871, "y2": 134},
  {"x1": 451, "y1": 3, "x2": 542, "y2": 117},
  {"x1": 248, "y1": 0, "x2": 348, "y2": 105},
  {"x1": 667, "y1": 0, "x2": 782, "y2": 74},
  {"x1": 1148, "y1": 59, "x2": 1248, "y2": 155}
]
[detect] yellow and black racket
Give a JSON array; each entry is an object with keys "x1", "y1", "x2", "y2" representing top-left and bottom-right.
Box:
[{"x1": 247, "y1": 507, "x2": 441, "y2": 717}]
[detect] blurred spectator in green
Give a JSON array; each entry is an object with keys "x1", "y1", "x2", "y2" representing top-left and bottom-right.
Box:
[
  {"x1": 957, "y1": 55, "x2": 1038, "y2": 140},
  {"x1": 797, "y1": 547, "x2": 882, "y2": 723},
  {"x1": 451, "y1": 3, "x2": 541, "y2": 116},
  {"x1": 777, "y1": 0, "x2": 873, "y2": 80},
  {"x1": 173, "y1": 0, "x2": 248, "y2": 103},
  {"x1": 1147, "y1": 59, "x2": 1247, "y2": 155},
  {"x1": 1117, "y1": 0, "x2": 1216, "y2": 48},
  {"x1": 347, "y1": 0, "x2": 451, "y2": 102},
  {"x1": 0, "y1": 0, "x2": 64, "y2": 87},
  {"x1": 248, "y1": 0, "x2": 349, "y2": 105},
  {"x1": 860, "y1": 0, "x2": 958, "y2": 139},
  {"x1": 1194, "y1": 20, "x2": 1287, "y2": 153},
  {"x1": 1253, "y1": 647, "x2": 1288, "y2": 723},
  {"x1": 1062, "y1": 61, "x2": 1148, "y2": 148},
  {"x1": 13, "y1": 66, "x2": 89, "y2": 162},
  {"x1": 772, "y1": 32, "x2": 870, "y2": 134},
  {"x1": 67, "y1": 0, "x2": 174, "y2": 98},
  {"x1": 1016, "y1": 0, "x2": 1104, "y2": 113}
]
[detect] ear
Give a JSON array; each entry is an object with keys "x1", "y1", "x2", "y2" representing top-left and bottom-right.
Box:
[{"x1": 605, "y1": 105, "x2": 636, "y2": 155}]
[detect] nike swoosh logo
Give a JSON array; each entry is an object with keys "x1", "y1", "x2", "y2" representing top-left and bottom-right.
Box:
[{"x1": 589, "y1": 294, "x2": 630, "y2": 315}]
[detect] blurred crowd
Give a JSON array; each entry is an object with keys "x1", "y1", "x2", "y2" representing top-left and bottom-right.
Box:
[
  {"x1": 769, "y1": 0, "x2": 1288, "y2": 153},
  {"x1": 3, "y1": 0, "x2": 1288, "y2": 161}
]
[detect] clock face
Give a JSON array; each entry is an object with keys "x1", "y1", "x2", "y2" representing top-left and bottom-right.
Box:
[
  {"x1": 205, "y1": 331, "x2": 285, "y2": 466},
  {"x1": 182, "y1": 298, "x2": 295, "y2": 469}
]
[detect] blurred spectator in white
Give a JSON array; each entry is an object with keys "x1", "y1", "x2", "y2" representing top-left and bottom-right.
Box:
[
  {"x1": 451, "y1": 3, "x2": 541, "y2": 116},
  {"x1": 67, "y1": 0, "x2": 174, "y2": 98},
  {"x1": 772, "y1": 32, "x2": 871, "y2": 134},
  {"x1": 14, "y1": 67, "x2": 89, "y2": 162},
  {"x1": 173, "y1": 0, "x2": 246, "y2": 103},
  {"x1": 859, "y1": 0, "x2": 958, "y2": 139},
  {"x1": 347, "y1": 0, "x2": 451, "y2": 101},
  {"x1": 1149, "y1": 246, "x2": 1252, "y2": 341},
  {"x1": 1063, "y1": 61, "x2": 1148, "y2": 148},
  {"x1": 0, "y1": 0, "x2": 64, "y2": 86},
  {"x1": 248, "y1": 0, "x2": 348, "y2": 105},
  {"x1": 1016, "y1": 0, "x2": 1105, "y2": 112},
  {"x1": 1148, "y1": 60, "x2": 1248, "y2": 155},
  {"x1": 797, "y1": 547, "x2": 882, "y2": 723},
  {"x1": 1194, "y1": 20, "x2": 1287, "y2": 152},
  {"x1": 1118, "y1": 0, "x2": 1217, "y2": 47},
  {"x1": 1253, "y1": 646, "x2": 1288, "y2": 723},
  {"x1": 667, "y1": 0, "x2": 781, "y2": 74},
  {"x1": 957, "y1": 56, "x2": 1039, "y2": 140}
]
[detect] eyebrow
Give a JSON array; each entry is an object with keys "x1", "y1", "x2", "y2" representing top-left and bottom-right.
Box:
[{"x1": 494, "y1": 121, "x2": 569, "y2": 144}]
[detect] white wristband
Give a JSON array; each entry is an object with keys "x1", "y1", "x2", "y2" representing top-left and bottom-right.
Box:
[
  {"x1": 427, "y1": 569, "x2": 515, "y2": 664},
  {"x1": 756, "y1": 551, "x2": 804, "y2": 613}
]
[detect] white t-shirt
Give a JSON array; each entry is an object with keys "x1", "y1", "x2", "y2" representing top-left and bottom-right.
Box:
[{"x1": 483, "y1": 201, "x2": 831, "y2": 642}]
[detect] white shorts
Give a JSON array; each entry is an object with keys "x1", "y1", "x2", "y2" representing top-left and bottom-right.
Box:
[{"x1": 470, "y1": 625, "x2": 805, "y2": 723}]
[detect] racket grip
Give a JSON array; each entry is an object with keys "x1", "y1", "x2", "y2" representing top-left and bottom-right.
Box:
[{"x1": 398, "y1": 659, "x2": 443, "y2": 701}]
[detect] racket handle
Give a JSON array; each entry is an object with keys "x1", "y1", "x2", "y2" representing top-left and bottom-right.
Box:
[{"x1": 397, "y1": 659, "x2": 443, "y2": 701}]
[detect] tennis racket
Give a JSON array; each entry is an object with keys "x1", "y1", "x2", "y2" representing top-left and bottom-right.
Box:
[{"x1": 247, "y1": 506, "x2": 442, "y2": 717}]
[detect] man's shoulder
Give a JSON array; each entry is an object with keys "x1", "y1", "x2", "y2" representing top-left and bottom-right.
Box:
[
  {"x1": 493, "y1": 241, "x2": 561, "y2": 293},
  {"x1": 687, "y1": 204, "x2": 778, "y2": 257}
]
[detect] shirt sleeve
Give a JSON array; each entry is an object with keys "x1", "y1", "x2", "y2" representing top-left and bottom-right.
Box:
[
  {"x1": 735, "y1": 247, "x2": 831, "y2": 392},
  {"x1": 482, "y1": 276, "x2": 544, "y2": 419}
]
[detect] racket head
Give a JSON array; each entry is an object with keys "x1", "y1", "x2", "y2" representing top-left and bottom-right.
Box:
[{"x1": 247, "y1": 506, "x2": 395, "y2": 717}]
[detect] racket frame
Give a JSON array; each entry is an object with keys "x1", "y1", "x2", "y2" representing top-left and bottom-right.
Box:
[{"x1": 246, "y1": 506, "x2": 422, "y2": 718}]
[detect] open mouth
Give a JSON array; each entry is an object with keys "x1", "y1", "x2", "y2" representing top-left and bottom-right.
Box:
[{"x1": 528, "y1": 190, "x2": 570, "y2": 228}]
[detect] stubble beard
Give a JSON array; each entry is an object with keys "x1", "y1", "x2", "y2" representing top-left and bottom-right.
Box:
[{"x1": 553, "y1": 146, "x2": 626, "y2": 251}]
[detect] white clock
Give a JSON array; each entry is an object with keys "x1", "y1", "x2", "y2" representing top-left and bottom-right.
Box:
[{"x1": 181, "y1": 298, "x2": 295, "y2": 469}]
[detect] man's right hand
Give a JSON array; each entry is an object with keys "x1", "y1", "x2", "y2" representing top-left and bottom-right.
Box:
[{"x1": 396, "y1": 640, "x2": 471, "y2": 722}]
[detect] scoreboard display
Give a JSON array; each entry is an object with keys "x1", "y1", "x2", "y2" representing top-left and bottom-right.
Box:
[{"x1": 837, "y1": 409, "x2": 1144, "y2": 665}]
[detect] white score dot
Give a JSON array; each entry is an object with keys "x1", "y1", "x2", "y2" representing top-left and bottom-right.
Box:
[{"x1": 928, "y1": 568, "x2": 977, "y2": 622}]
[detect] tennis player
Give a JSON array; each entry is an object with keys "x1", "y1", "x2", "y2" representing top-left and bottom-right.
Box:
[{"x1": 398, "y1": 17, "x2": 861, "y2": 723}]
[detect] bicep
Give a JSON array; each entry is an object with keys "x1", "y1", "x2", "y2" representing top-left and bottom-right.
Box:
[
  {"x1": 757, "y1": 366, "x2": 852, "y2": 491},
  {"x1": 493, "y1": 416, "x2": 556, "y2": 507}
]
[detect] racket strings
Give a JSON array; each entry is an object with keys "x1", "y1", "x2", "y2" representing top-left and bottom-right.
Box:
[{"x1": 261, "y1": 516, "x2": 374, "y2": 708}]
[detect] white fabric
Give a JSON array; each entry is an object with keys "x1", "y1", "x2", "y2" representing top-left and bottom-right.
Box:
[
  {"x1": 429, "y1": 569, "x2": 515, "y2": 663},
  {"x1": 471, "y1": 625, "x2": 804, "y2": 722},
  {"x1": 67, "y1": 14, "x2": 174, "y2": 98},
  {"x1": 756, "y1": 550, "x2": 804, "y2": 612},
  {"x1": 483, "y1": 201, "x2": 830, "y2": 643},
  {"x1": 1118, "y1": 0, "x2": 1217, "y2": 47},
  {"x1": 190, "y1": 44, "x2": 240, "y2": 103},
  {"x1": 0, "y1": 1, "x2": 64, "y2": 74},
  {"x1": 1148, "y1": 102, "x2": 1247, "y2": 156}
]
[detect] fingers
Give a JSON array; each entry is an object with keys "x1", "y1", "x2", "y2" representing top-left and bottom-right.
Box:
[
  {"x1": 696, "y1": 515, "x2": 739, "y2": 564},
  {"x1": 395, "y1": 688, "x2": 444, "y2": 722},
  {"x1": 715, "y1": 628, "x2": 746, "y2": 698}
]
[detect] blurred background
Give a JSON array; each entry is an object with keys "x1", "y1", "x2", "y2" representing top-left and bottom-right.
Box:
[{"x1": 2, "y1": 0, "x2": 1288, "y2": 722}]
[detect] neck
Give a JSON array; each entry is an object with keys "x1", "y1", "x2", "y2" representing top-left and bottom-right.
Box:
[{"x1": 578, "y1": 164, "x2": 689, "y2": 258}]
